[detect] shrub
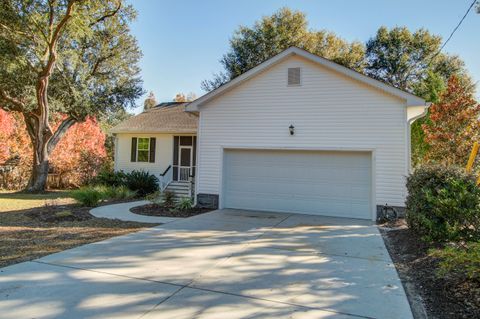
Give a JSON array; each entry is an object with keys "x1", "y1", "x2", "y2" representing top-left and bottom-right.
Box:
[
  {"x1": 406, "y1": 165, "x2": 480, "y2": 242},
  {"x1": 94, "y1": 169, "x2": 127, "y2": 187},
  {"x1": 176, "y1": 197, "x2": 193, "y2": 210},
  {"x1": 162, "y1": 191, "x2": 175, "y2": 207},
  {"x1": 124, "y1": 170, "x2": 159, "y2": 197},
  {"x1": 101, "y1": 185, "x2": 136, "y2": 200},
  {"x1": 70, "y1": 187, "x2": 104, "y2": 207},
  {"x1": 111, "y1": 185, "x2": 136, "y2": 200},
  {"x1": 430, "y1": 242, "x2": 480, "y2": 281},
  {"x1": 145, "y1": 191, "x2": 164, "y2": 205}
]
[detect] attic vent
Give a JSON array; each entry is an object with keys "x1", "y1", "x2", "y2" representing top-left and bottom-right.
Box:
[{"x1": 287, "y1": 67, "x2": 301, "y2": 86}]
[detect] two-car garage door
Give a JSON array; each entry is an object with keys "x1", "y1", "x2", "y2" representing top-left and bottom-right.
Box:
[{"x1": 222, "y1": 149, "x2": 372, "y2": 219}]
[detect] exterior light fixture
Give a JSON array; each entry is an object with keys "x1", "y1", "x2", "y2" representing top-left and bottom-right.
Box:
[{"x1": 289, "y1": 124, "x2": 295, "y2": 136}]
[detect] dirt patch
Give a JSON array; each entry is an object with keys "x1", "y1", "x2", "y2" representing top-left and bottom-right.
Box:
[
  {"x1": 380, "y1": 220, "x2": 480, "y2": 319},
  {"x1": 130, "y1": 203, "x2": 213, "y2": 218},
  {"x1": 0, "y1": 201, "x2": 156, "y2": 268}
]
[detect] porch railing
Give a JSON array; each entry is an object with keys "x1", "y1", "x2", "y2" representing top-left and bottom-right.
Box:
[{"x1": 159, "y1": 165, "x2": 173, "y2": 191}]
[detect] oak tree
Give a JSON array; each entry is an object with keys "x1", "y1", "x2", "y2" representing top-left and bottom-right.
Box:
[
  {"x1": 201, "y1": 8, "x2": 365, "y2": 91},
  {"x1": 0, "y1": 0, "x2": 143, "y2": 191}
]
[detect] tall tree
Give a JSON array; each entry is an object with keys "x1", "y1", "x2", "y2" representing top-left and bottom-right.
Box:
[
  {"x1": 143, "y1": 91, "x2": 157, "y2": 110},
  {"x1": 201, "y1": 8, "x2": 365, "y2": 91},
  {"x1": 423, "y1": 76, "x2": 480, "y2": 166},
  {"x1": 0, "y1": 0, "x2": 143, "y2": 191},
  {"x1": 365, "y1": 26, "x2": 474, "y2": 166},
  {"x1": 365, "y1": 26, "x2": 469, "y2": 94}
]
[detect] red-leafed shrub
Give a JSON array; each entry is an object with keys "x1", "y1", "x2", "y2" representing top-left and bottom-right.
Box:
[{"x1": 0, "y1": 110, "x2": 108, "y2": 189}]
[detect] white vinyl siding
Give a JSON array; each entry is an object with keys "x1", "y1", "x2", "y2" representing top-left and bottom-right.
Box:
[
  {"x1": 196, "y1": 55, "x2": 408, "y2": 210},
  {"x1": 115, "y1": 133, "x2": 170, "y2": 176}
]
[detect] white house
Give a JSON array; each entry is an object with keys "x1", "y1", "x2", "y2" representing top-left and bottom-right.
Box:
[
  {"x1": 113, "y1": 47, "x2": 428, "y2": 220},
  {"x1": 110, "y1": 102, "x2": 198, "y2": 196},
  {"x1": 187, "y1": 47, "x2": 428, "y2": 220}
]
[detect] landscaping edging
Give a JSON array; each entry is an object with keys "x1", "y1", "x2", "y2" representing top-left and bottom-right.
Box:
[{"x1": 90, "y1": 200, "x2": 180, "y2": 224}]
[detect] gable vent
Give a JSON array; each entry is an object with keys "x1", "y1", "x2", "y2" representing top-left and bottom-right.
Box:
[{"x1": 288, "y1": 67, "x2": 301, "y2": 86}]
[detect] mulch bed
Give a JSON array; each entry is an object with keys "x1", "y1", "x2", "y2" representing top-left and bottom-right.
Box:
[
  {"x1": 380, "y1": 220, "x2": 480, "y2": 319},
  {"x1": 130, "y1": 203, "x2": 212, "y2": 218},
  {"x1": 0, "y1": 201, "x2": 156, "y2": 268}
]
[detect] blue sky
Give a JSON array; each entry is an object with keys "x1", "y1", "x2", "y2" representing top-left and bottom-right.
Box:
[{"x1": 127, "y1": 0, "x2": 479, "y2": 112}]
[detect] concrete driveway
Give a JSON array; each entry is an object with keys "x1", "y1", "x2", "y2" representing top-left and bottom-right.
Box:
[{"x1": 0, "y1": 209, "x2": 412, "y2": 319}]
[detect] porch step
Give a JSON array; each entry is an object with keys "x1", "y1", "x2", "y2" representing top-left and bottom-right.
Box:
[{"x1": 165, "y1": 181, "x2": 193, "y2": 200}]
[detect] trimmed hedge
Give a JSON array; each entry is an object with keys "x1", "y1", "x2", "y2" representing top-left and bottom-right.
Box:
[{"x1": 405, "y1": 165, "x2": 480, "y2": 242}]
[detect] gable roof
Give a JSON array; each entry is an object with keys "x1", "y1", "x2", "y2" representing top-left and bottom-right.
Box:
[
  {"x1": 110, "y1": 102, "x2": 198, "y2": 134},
  {"x1": 187, "y1": 46, "x2": 426, "y2": 111}
]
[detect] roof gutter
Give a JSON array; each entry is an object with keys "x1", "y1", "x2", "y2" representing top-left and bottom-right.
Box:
[{"x1": 407, "y1": 102, "x2": 431, "y2": 124}]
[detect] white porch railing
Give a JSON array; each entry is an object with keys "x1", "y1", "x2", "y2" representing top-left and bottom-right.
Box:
[{"x1": 159, "y1": 165, "x2": 173, "y2": 191}]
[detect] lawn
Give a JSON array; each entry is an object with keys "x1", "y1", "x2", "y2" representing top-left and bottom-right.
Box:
[
  {"x1": 0, "y1": 191, "x2": 73, "y2": 212},
  {"x1": 0, "y1": 191, "x2": 157, "y2": 268}
]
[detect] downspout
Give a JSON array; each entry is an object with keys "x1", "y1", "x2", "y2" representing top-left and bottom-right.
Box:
[{"x1": 406, "y1": 103, "x2": 431, "y2": 172}]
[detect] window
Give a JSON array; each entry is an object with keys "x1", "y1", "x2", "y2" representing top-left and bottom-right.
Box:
[
  {"x1": 288, "y1": 67, "x2": 301, "y2": 86},
  {"x1": 137, "y1": 138, "x2": 150, "y2": 162}
]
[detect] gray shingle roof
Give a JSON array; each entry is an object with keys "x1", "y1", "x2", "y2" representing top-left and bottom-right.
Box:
[{"x1": 110, "y1": 102, "x2": 198, "y2": 134}]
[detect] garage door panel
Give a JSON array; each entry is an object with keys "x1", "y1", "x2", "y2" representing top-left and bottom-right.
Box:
[{"x1": 223, "y1": 149, "x2": 372, "y2": 219}]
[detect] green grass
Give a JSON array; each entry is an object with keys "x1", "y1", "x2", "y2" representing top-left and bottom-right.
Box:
[{"x1": 0, "y1": 191, "x2": 73, "y2": 213}]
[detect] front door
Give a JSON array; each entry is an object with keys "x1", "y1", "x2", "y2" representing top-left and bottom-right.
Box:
[{"x1": 178, "y1": 146, "x2": 192, "y2": 181}]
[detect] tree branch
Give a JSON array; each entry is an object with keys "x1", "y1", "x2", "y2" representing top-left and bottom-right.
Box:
[
  {"x1": 89, "y1": 1, "x2": 122, "y2": 27},
  {"x1": 47, "y1": 117, "x2": 77, "y2": 153},
  {"x1": 0, "y1": 89, "x2": 25, "y2": 111},
  {"x1": 42, "y1": 0, "x2": 76, "y2": 77}
]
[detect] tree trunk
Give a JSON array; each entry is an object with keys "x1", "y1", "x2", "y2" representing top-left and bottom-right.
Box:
[
  {"x1": 25, "y1": 113, "x2": 76, "y2": 192},
  {"x1": 28, "y1": 158, "x2": 50, "y2": 192}
]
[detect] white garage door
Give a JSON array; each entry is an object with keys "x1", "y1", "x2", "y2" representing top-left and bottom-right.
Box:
[{"x1": 223, "y1": 149, "x2": 372, "y2": 219}]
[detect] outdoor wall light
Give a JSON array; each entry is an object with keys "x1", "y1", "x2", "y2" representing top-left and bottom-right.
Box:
[{"x1": 289, "y1": 124, "x2": 295, "y2": 136}]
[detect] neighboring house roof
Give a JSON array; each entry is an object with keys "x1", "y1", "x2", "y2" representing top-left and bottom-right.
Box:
[
  {"x1": 110, "y1": 102, "x2": 198, "y2": 134},
  {"x1": 187, "y1": 46, "x2": 426, "y2": 111}
]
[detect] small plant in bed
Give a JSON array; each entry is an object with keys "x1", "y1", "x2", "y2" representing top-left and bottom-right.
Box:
[{"x1": 176, "y1": 197, "x2": 193, "y2": 210}]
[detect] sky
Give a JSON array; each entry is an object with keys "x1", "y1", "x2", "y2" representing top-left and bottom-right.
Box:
[{"x1": 127, "y1": 0, "x2": 479, "y2": 112}]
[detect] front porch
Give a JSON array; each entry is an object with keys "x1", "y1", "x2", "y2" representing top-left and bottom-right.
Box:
[{"x1": 159, "y1": 135, "x2": 196, "y2": 199}]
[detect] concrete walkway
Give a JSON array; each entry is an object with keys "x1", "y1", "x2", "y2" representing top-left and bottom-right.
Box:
[
  {"x1": 89, "y1": 200, "x2": 180, "y2": 224},
  {"x1": 0, "y1": 209, "x2": 412, "y2": 319}
]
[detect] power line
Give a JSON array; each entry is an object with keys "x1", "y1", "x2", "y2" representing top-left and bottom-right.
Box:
[{"x1": 430, "y1": 0, "x2": 477, "y2": 62}]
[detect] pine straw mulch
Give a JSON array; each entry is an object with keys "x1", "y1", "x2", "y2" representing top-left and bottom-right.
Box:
[
  {"x1": 0, "y1": 201, "x2": 158, "y2": 268},
  {"x1": 380, "y1": 220, "x2": 480, "y2": 319}
]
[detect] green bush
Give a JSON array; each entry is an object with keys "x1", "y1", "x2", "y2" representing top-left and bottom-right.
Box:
[
  {"x1": 125, "y1": 170, "x2": 159, "y2": 197},
  {"x1": 115, "y1": 185, "x2": 137, "y2": 199},
  {"x1": 430, "y1": 242, "x2": 480, "y2": 281},
  {"x1": 94, "y1": 169, "x2": 127, "y2": 187},
  {"x1": 406, "y1": 165, "x2": 480, "y2": 242},
  {"x1": 71, "y1": 185, "x2": 136, "y2": 206},
  {"x1": 70, "y1": 187, "x2": 104, "y2": 207},
  {"x1": 162, "y1": 191, "x2": 175, "y2": 207},
  {"x1": 176, "y1": 197, "x2": 193, "y2": 210},
  {"x1": 145, "y1": 191, "x2": 163, "y2": 205},
  {"x1": 104, "y1": 185, "x2": 136, "y2": 200}
]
